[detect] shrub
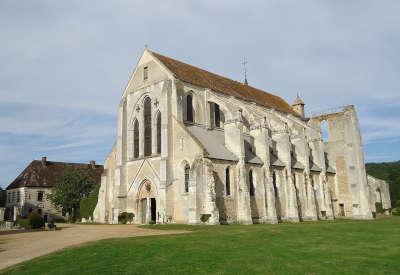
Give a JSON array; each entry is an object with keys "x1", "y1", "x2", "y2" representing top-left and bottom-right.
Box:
[
  {"x1": 392, "y1": 200, "x2": 400, "y2": 216},
  {"x1": 118, "y1": 212, "x2": 134, "y2": 224},
  {"x1": 28, "y1": 211, "x2": 44, "y2": 229},
  {"x1": 17, "y1": 218, "x2": 30, "y2": 229},
  {"x1": 200, "y1": 214, "x2": 211, "y2": 223},
  {"x1": 375, "y1": 202, "x2": 383, "y2": 214}
]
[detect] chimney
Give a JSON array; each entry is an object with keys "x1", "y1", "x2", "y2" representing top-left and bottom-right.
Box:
[
  {"x1": 90, "y1": 160, "x2": 96, "y2": 169},
  {"x1": 41, "y1": 156, "x2": 47, "y2": 167}
]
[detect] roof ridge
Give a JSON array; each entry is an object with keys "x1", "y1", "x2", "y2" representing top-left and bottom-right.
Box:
[
  {"x1": 151, "y1": 51, "x2": 278, "y2": 96},
  {"x1": 150, "y1": 51, "x2": 297, "y2": 116},
  {"x1": 7, "y1": 160, "x2": 104, "y2": 190},
  {"x1": 33, "y1": 159, "x2": 102, "y2": 166}
]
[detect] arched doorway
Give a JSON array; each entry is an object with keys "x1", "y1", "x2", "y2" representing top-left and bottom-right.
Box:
[{"x1": 137, "y1": 180, "x2": 157, "y2": 224}]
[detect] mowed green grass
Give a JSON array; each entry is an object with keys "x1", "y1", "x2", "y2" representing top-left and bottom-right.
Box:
[{"x1": 3, "y1": 217, "x2": 400, "y2": 275}]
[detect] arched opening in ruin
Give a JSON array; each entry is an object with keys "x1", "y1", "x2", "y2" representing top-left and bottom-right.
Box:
[{"x1": 321, "y1": 120, "x2": 329, "y2": 141}]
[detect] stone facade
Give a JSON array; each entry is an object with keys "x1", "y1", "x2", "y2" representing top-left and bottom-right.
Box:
[
  {"x1": 93, "y1": 49, "x2": 389, "y2": 224},
  {"x1": 5, "y1": 157, "x2": 103, "y2": 221},
  {"x1": 5, "y1": 187, "x2": 62, "y2": 221}
]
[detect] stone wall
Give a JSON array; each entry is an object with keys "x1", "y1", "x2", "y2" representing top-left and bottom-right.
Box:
[
  {"x1": 94, "y1": 50, "x2": 381, "y2": 225},
  {"x1": 367, "y1": 175, "x2": 391, "y2": 215}
]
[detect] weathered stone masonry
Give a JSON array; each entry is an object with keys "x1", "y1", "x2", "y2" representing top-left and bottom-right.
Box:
[{"x1": 93, "y1": 49, "x2": 391, "y2": 224}]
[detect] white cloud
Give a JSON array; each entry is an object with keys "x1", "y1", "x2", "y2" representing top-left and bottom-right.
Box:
[{"x1": 1, "y1": 0, "x2": 399, "y2": 186}]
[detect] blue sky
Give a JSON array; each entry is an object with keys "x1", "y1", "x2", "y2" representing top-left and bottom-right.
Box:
[{"x1": 1, "y1": 1, "x2": 399, "y2": 188}]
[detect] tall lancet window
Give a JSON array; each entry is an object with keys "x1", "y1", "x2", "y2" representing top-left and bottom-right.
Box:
[
  {"x1": 249, "y1": 170, "x2": 255, "y2": 196},
  {"x1": 214, "y1": 103, "x2": 221, "y2": 127},
  {"x1": 272, "y1": 171, "x2": 278, "y2": 198},
  {"x1": 225, "y1": 167, "x2": 231, "y2": 196},
  {"x1": 156, "y1": 113, "x2": 161, "y2": 154},
  {"x1": 144, "y1": 97, "x2": 152, "y2": 156},
  {"x1": 186, "y1": 94, "x2": 194, "y2": 122},
  {"x1": 184, "y1": 164, "x2": 190, "y2": 193},
  {"x1": 210, "y1": 102, "x2": 224, "y2": 128},
  {"x1": 133, "y1": 119, "x2": 139, "y2": 158}
]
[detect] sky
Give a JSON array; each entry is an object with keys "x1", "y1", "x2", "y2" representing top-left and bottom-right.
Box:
[{"x1": 1, "y1": 0, "x2": 399, "y2": 188}]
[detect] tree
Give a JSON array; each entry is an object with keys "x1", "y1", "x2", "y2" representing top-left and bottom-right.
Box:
[
  {"x1": 47, "y1": 167, "x2": 95, "y2": 221},
  {"x1": 0, "y1": 187, "x2": 6, "y2": 207},
  {"x1": 79, "y1": 184, "x2": 100, "y2": 220},
  {"x1": 366, "y1": 161, "x2": 400, "y2": 208}
]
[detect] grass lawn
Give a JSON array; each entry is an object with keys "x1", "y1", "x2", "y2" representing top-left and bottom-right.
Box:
[{"x1": 3, "y1": 217, "x2": 400, "y2": 274}]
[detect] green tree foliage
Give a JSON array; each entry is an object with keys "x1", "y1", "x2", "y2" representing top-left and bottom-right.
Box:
[
  {"x1": 80, "y1": 184, "x2": 100, "y2": 219},
  {"x1": 366, "y1": 161, "x2": 400, "y2": 208},
  {"x1": 0, "y1": 187, "x2": 6, "y2": 207},
  {"x1": 47, "y1": 167, "x2": 95, "y2": 220}
]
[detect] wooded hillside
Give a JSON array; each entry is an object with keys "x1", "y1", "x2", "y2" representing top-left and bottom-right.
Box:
[{"x1": 366, "y1": 161, "x2": 400, "y2": 208}]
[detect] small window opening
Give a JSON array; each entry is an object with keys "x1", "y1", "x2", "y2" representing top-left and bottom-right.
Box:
[
  {"x1": 143, "y1": 66, "x2": 148, "y2": 80},
  {"x1": 37, "y1": 191, "x2": 44, "y2": 202}
]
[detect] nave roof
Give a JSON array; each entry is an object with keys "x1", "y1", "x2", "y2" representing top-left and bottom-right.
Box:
[{"x1": 151, "y1": 51, "x2": 297, "y2": 116}]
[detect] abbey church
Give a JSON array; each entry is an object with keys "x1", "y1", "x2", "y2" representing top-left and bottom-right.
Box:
[{"x1": 93, "y1": 49, "x2": 391, "y2": 224}]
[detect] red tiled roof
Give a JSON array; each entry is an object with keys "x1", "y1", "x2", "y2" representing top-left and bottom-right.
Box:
[
  {"x1": 6, "y1": 160, "x2": 103, "y2": 190},
  {"x1": 151, "y1": 51, "x2": 297, "y2": 115}
]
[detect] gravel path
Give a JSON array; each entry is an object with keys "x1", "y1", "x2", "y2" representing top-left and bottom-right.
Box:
[{"x1": 0, "y1": 223, "x2": 185, "y2": 270}]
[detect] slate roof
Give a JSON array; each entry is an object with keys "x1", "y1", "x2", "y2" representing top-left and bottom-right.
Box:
[
  {"x1": 186, "y1": 125, "x2": 237, "y2": 162},
  {"x1": 6, "y1": 159, "x2": 104, "y2": 190},
  {"x1": 186, "y1": 125, "x2": 263, "y2": 164},
  {"x1": 270, "y1": 154, "x2": 285, "y2": 167},
  {"x1": 310, "y1": 162, "x2": 322, "y2": 172},
  {"x1": 326, "y1": 166, "x2": 336, "y2": 174},
  {"x1": 292, "y1": 159, "x2": 305, "y2": 170},
  {"x1": 151, "y1": 51, "x2": 297, "y2": 115},
  {"x1": 243, "y1": 135, "x2": 263, "y2": 164}
]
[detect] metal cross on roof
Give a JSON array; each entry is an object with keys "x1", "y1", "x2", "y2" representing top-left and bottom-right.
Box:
[{"x1": 242, "y1": 58, "x2": 248, "y2": 85}]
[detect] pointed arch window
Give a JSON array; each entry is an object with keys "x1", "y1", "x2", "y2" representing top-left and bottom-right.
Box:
[
  {"x1": 210, "y1": 102, "x2": 224, "y2": 128},
  {"x1": 156, "y1": 112, "x2": 161, "y2": 154},
  {"x1": 184, "y1": 164, "x2": 190, "y2": 193},
  {"x1": 249, "y1": 170, "x2": 255, "y2": 196},
  {"x1": 144, "y1": 97, "x2": 152, "y2": 156},
  {"x1": 272, "y1": 171, "x2": 278, "y2": 198},
  {"x1": 214, "y1": 103, "x2": 221, "y2": 127},
  {"x1": 225, "y1": 167, "x2": 231, "y2": 196},
  {"x1": 133, "y1": 119, "x2": 139, "y2": 158},
  {"x1": 186, "y1": 94, "x2": 194, "y2": 123}
]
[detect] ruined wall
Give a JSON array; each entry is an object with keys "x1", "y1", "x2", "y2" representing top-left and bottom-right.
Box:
[
  {"x1": 367, "y1": 175, "x2": 391, "y2": 215},
  {"x1": 309, "y1": 106, "x2": 372, "y2": 219}
]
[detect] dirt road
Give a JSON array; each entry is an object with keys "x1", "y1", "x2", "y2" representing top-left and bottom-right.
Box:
[{"x1": 0, "y1": 224, "x2": 185, "y2": 270}]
